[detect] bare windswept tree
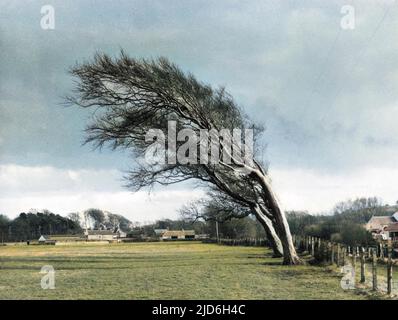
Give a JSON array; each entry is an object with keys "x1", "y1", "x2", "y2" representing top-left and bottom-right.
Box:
[{"x1": 67, "y1": 52, "x2": 300, "y2": 264}]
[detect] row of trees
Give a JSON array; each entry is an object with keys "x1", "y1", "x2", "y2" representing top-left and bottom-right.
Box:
[
  {"x1": 0, "y1": 210, "x2": 82, "y2": 242},
  {"x1": 0, "y1": 210, "x2": 266, "y2": 242},
  {"x1": 0, "y1": 208, "x2": 136, "y2": 242},
  {"x1": 128, "y1": 217, "x2": 265, "y2": 240},
  {"x1": 178, "y1": 197, "x2": 386, "y2": 248},
  {"x1": 287, "y1": 197, "x2": 391, "y2": 247},
  {"x1": 0, "y1": 197, "x2": 387, "y2": 245}
]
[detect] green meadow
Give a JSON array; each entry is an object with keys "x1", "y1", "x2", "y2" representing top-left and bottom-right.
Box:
[{"x1": 0, "y1": 242, "x2": 368, "y2": 299}]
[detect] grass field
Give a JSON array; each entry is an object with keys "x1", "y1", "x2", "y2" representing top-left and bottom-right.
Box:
[{"x1": 0, "y1": 242, "x2": 369, "y2": 300}]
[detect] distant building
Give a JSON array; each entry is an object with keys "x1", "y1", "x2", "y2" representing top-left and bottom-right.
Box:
[
  {"x1": 85, "y1": 229, "x2": 126, "y2": 241},
  {"x1": 366, "y1": 213, "x2": 398, "y2": 241},
  {"x1": 366, "y1": 215, "x2": 394, "y2": 231},
  {"x1": 38, "y1": 235, "x2": 56, "y2": 245},
  {"x1": 154, "y1": 229, "x2": 168, "y2": 237},
  {"x1": 118, "y1": 230, "x2": 127, "y2": 238},
  {"x1": 385, "y1": 223, "x2": 398, "y2": 241},
  {"x1": 161, "y1": 230, "x2": 195, "y2": 240}
]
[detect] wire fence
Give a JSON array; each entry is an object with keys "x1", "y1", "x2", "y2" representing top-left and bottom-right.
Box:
[
  {"x1": 293, "y1": 235, "x2": 398, "y2": 296},
  {"x1": 204, "y1": 235, "x2": 398, "y2": 296}
]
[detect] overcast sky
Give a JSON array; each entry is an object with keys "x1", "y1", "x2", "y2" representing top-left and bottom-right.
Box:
[{"x1": 1, "y1": 0, "x2": 398, "y2": 221}]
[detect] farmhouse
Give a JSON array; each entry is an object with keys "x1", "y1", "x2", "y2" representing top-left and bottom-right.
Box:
[
  {"x1": 118, "y1": 229, "x2": 127, "y2": 238},
  {"x1": 154, "y1": 229, "x2": 168, "y2": 236},
  {"x1": 84, "y1": 227, "x2": 127, "y2": 241},
  {"x1": 366, "y1": 212, "x2": 398, "y2": 240},
  {"x1": 366, "y1": 215, "x2": 395, "y2": 232},
  {"x1": 385, "y1": 223, "x2": 398, "y2": 242},
  {"x1": 37, "y1": 235, "x2": 56, "y2": 245},
  {"x1": 84, "y1": 230, "x2": 115, "y2": 241},
  {"x1": 161, "y1": 230, "x2": 195, "y2": 240},
  {"x1": 85, "y1": 230, "x2": 115, "y2": 241}
]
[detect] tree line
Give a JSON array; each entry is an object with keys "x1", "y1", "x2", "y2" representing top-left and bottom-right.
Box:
[
  {"x1": 129, "y1": 196, "x2": 389, "y2": 244},
  {"x1": 0, "y1": 210, "x2": 82, "y2": 242},
  {"x1": 0, "y1": 210, "x2": 265, "y2": 242},
  {"x1": 287, "y1": 197, "x2": 394, "y2": 247},
  {"x1": 0, "y1": 197, "x2": 389, "y2": 244},
  {"x1": 128, "y1": 216, "x2": 266, "y2": 240}
]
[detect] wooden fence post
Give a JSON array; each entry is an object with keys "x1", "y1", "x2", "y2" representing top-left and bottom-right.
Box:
[
  {"x1": 311, "y1": 237, "x2": 315, "y2": 256},
  {"x1": 372, "y1": 248, "x2": 378, "y2": 291},
  {"x1": 318, "y1": 239, "x2": 323, "y2": 262},
  {"x1": 352, "y1": 248, "x2": 356, "y2": 286},
  {"x1": 336, "y1": 243, "x2": 340, "y2": 266},
  {"x1": 360, "y1": 247, "x2": 365, "y2": 284},
  {"x1": 380, "y1": 243, "x2": 384, "y2": 260},
  {"x1": 314, "y1": 237, "x2": 317, "y2": 255},
  {"x1": 324, "y1": 240, "x2": 328, "y2": 262},
  {"x1": 331, "y1": 243, "x2": 335, "y2": 265},
  {"x1": 342, "y1": 246, "x2": 346, "y2": 266},
  {"x1": 318, "y1": 238, "x2": 321, "y2": 255},
  {"x1": 325, "y1": 242, "x2": 329, "y2": 263},
  {"x1": 387, "y1": 244, "x2": 393, "y2": 295}
]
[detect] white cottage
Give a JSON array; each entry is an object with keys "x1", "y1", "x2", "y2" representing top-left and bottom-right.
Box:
[
  {"x1": 161, "y1": 230, "x2": 195, "y2": 240},
  {"x1": 85, "y1": 230, "x2": 117, "y2": 241}
]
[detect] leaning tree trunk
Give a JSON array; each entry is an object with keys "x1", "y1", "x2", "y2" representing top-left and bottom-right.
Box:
[
  {"x1": 252, "y1": 205, "x2": 283, "y2": 257},
  {"x1": 251, "y1": 171, "x2": 302, "y2": 265},
  {"x1": 272, "y1": 208, "x2": 301, "y2": 265},
  {"x1": 262, "y1": 186, "x2": 301, "y2": 265}
]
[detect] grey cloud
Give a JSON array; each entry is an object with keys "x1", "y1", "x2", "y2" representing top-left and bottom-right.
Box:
[{"x1": 1, "y1": 0, "x2": 398, "y2": 175}]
